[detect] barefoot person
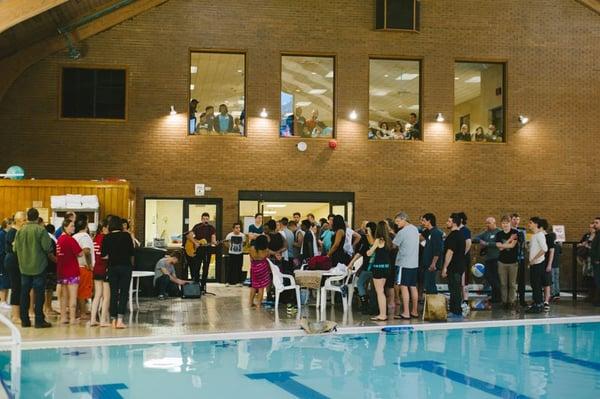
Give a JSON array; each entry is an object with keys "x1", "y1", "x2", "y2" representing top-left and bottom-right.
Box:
[
  {"x1": 366, "y1": 221, "x2": 393, "y2": 321},
  {"x1": 248, "y1": 235, "x2": 270, "y2": 308},
  {"x1": 90, "y1": 220, "x2": 110, "y2": 326},
  {"x1": 56, "y1": 218, "x2": 83, "y2": 324}
]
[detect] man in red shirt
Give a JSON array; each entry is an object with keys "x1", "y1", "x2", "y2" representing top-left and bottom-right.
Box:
[{"x1": 189, "y1": 212, "x2": 217, "y2": 292}]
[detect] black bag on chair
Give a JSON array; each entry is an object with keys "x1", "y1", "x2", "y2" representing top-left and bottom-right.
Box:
[{"x1": 182, "y1": 282, "x2": 202, "y2": 299}]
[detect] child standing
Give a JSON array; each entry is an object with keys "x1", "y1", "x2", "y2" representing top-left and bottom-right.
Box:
[
  {"x1": 248, "y1": 235, "x2": 270, "y2": 308},
  {"x1": 225, "y1": 222, "x2": 245, "y2": 286}
]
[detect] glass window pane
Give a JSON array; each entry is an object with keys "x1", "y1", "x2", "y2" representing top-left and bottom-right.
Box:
[
  {"x1": 280, "y1": 55, "x2": 334, "y2": 138},
  {"x1": 189, "y1": 52, "x2": 245, "y2": 135},
  {"x1": 144, "y1": 199, "x2": 183, "y2": 247},
  {"x1": 454, "y1": 62, "x2": 505, "y2": 142},
  {"x1": 369, "y1": 59, "x2": 421, "y2": 140}
]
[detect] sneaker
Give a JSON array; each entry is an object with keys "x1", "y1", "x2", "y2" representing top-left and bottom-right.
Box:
[
  {"x1": 158, "y1": 295, "x2": 166, "y2": 300},
  {"x1": 461, "y1": 302, "x2": 470, "y2": 317},
  {"x1": 525, "y1": 304, "x2": 542, "y2": 314},
  {"x1": 35, "y1": 321, "x2": 52, "y2": 328},
  {"x1": 543, "y1": 302, "x2": 550, "y2": 312}
]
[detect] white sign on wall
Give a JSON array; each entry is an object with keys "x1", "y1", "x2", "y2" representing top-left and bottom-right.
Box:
[
  {"x1": 194, "y1": 184, "x2": 205, "y2": 196},
  {"x1": 553, "y1": 225, "x2": 566, "y2": 242}
]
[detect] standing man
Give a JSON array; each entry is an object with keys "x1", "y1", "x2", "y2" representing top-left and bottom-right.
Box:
[
  {"x1": 473, "y1": 217, "x2": 501, "y2": 304},
  {"x1": 526, "y1": 217, "x2": 548, "y2": 313},
  {"x1": 442, "y1": 213, "x2": 467, "y2": 318},
  {"x1": 280, "y1": 218, "x2": 295, "y2": 273},
  {"x1": 214, "y1": 104, "x2": 234, "y2": 133},
  {"x1": 511, "y1": 213, "x2": 527, "y2": 306},
  {"x1": 292, "y1": 212, "x2": 301, "y2": 226},
  {"x1": 590, "y1": 217, "x2": 600, "y2": 306},
  {"x1": 420, "y1": 213, "x2": 443, "y2": 295},
  {"x1": 393, "y1": 212, "x2": 420, "y2": 319},
  {"x1": 495, "y1": 215, "x2": 519, "y2": 309},
  {"x1": 13, "y1": 208, "x2": 52, "y2": 328},
  {"x1": 225, "y1": 223, "x2": 245, "y2": 286},
  {"x1": 190, "y1": 212, "x2": 217, "y2": 293},
  {"x1": 247, "y1": 213, "x2": 263, "y2": 245}
]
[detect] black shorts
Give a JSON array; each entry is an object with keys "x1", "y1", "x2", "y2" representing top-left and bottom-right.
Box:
[
  {"x1": 94, "y1": 273, "x2": 108, "y2": 282},
  {"x1": 371, "y1": 264, "x2": 391, "y2": 280},
  {"x1": 398, "y1": 267, "x2": 418, "y2": 287},
  {"x1": 542, "y1": 270, "x2": 552, "y2": 287}
]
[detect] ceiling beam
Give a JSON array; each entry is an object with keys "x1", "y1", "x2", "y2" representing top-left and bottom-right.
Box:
[
  {"x1": 0, "y1": 0, "x2": 69, "y2": 34},
  {"x1": 576, "y1": 0, "x2": 600, "y2": 14},
  {"x1": 0, "y1": 0, "x2": 169, "y2": 102}
]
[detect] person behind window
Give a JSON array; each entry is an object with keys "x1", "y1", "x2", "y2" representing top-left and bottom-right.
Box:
[
  {"x1": 199, "y1": 106, "x2": 215, "y2": 132},
  {"x1": 304, "y1": 109, "x2": 320, "y2": 137},
  {"x1": 215, "y1": 104, "x2": 234, "y2": 133},
  {"x1": 233, "y1": 117, "x2": 243, "y2": 134},
  {"x1": 286, "y1": 106, "x2": 306, "y2": 136},
  {"x1": 406, "y1": 113, "x2": 421, "y2": 140},
  {"x1": 376, "y1": 122, "x2": 391, "y2": 139},
  {"x1": 475, "y1": 126, "x2": 485, "y2": 142},
  {"x1": 189, "y1": 99, "x2": 199, "y2": 134},
  {"x1": 391, "y1": 121, "x2": 405, "y2": 140},
  {"x1": 488, "y1": 124, "x2": 500, "y2": 142},
  {"x1": 455, "y1": 124, "x2": 471, "y2": 142}
]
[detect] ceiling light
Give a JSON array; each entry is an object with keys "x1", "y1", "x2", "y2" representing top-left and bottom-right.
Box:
[
  {"x1": 465, "y1": 76, "x2": 481, "y2": 83},
  {"x1": 263, "y1": 211, "x2": 277, "y2": 215},
  {"x1": 395, "y1": 73, "x2": 419, "y2": 81},
  {"x1": 260, "y1": 108, "x2": 268, "y2": 118},
  {"x1": 190, "y1": 66, "x2": 197, "y2": 74},
  {"x1": 237, "y1": 99, "x2": 245, "y2": 105},
  {"x1": 308, "y1": 89, "x2": 327, "y2": 95},
  {"x1": 349, "y1": 110, "x2": 358, "y2": 120},
  {"x1": 408, "y1": 105, "x2": 420, "y2": 110},
  {"x1": 295, "y1": 89, "x2": 300, "y2": 92},
  {"x1": 169, "y1": 106, "x2": 176, "y2": 116},
  {"x1": 325, "y1": 71, "x2": 334, "y2": 78},
  {"x1": 435, "y1": 113, "x2": 444, "y2": 122},
  {"x1": 237, "y1": 69, "x2": 242, "y2": 73},
  {"x1": 384, "y1": 74, "x2": 389, "y2": 78},
  {"x1": 190, "y1": 84, "x2": 195, "y2": 90},
  {"x1": 266, "y1": 204, "x2": 287, "y2": 208},
  {"x1": 311, "y1": 72, "x2": 317, "y2": 75},
  {"x1": 370, "y1": 89, "x2": 389, "y2": 96},
  {"x1": 397, "y1": 105, "x2": 403, "y2": 108},
  {"x1": 455, "y1": 77, "x2": 460, "y2": 80},
  {"x1": 518, "y1": 115, "x2": 529, "y2": 125},
  {"x1": 296, "y1": 101, "x2": 312, "y2": 107}
]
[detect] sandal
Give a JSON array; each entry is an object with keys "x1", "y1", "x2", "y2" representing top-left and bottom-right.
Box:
[
  {"x1": 394, "y1": 314, "x2": 411, "y2": 320},
  {"x1": 410, "y1": 313, "x2": 420, "y2": 318},
  {"x1": 370, "y1": 316, "x2": 388, "y2": 321}
]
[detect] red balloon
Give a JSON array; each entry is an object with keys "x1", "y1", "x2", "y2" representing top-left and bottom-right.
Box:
[{"x1": 328, "y1": 139, "x2": 337, "y2": 149}]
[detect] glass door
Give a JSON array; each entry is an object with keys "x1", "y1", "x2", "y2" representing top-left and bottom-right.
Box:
[{"x1": 184, "y1": 199, "x2": 223, "y2": 282}]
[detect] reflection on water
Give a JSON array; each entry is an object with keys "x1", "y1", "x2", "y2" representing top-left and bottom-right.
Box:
[{"x1": 1, "y1": 323, "x2": 599, "y2": 398}]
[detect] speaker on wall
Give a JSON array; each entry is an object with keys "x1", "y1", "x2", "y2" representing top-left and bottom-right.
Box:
[{"x1": 376, "y1": 0, "x2": 420, "y2": 31}]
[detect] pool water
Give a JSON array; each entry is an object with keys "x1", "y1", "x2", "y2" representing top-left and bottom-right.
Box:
[{"x1": 1, "y1": 322, "x2": 599, "y2": 398}]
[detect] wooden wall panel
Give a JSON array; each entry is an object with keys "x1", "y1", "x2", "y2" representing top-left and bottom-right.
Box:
[{"x1": 0, "y1": 179, "x2": 135, "y2": 225}]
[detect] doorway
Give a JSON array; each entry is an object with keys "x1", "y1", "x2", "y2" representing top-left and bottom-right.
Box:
[
  {"x1": 238, "y1": 191, "x2": 354, "y2": 232},
  {"x1": 144, "y1": 197, "x2": 223, "y2": 281}
]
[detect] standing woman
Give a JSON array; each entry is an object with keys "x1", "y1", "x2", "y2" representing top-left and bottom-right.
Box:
[
  {"x1": 248, "y1": 235, "x2": 270, "y2": 308},
  {"x1": 56, "y1": 219, "x2": 83, "y2": 324},
  {"x1": 0, "y1": 219, "x2": 10, "y2": 307},
  {"x1": 91, "y1": 220, "x2": 110, "y2": 327},
  {"x1": 366, "y1": 221, "x2": 393, "y2": 321},
  {"x1": 102, "y1": 216, "x2": 134, "y2": 329},
  {"x1": 327, "y1": 215, "x2": 351, "y2": 267},
  {"x1": 5, "y1": 212, "x2": 25, "y2": 322}
]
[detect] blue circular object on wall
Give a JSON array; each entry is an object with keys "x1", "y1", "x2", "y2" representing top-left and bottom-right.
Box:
[{"x1": 5, "y1": 165, "x2": 25, "y2": 180}]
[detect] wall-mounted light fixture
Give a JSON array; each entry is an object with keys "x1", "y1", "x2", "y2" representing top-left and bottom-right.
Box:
[
  {"x1": 349, "y1": 110, "x2": 357, "y2": 120},
  {"x1": 169, "y1": 106, "x2": 177, "y2": 116},
  {"x1": 260, "y1": 108, "x2": 268, "y2": 118},
  {"x1": 435, "y1": 113, "x2": 445, "y2": 122},
  {"x1": 518, "y1": 115, "x2": 529, "y2": 125}
]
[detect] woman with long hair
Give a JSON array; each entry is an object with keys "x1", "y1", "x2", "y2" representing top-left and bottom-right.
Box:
[
  {"x1": 102, "y1": 216, "x2": 134, "y2": 329},
  {"x1": 327, "y1": 215, "x2": 350, "y2": 267},
  {"x1": 91, "y1": 220, "x2": 110, "y2": 326},
  {"x1": 56, "y1": 218, "x2": 83, "y2": 324},
  {"x1": 366, "y1": 221, "x2": 393, "y2": 321}
]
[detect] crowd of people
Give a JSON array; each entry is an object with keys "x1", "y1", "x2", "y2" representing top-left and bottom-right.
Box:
[
  {"x1": 281, "y1": 107, "x2": 333, "y2": 138},
  {"x1": 0, "y1": 209, "x2": 141, "y2": 329},
  {"x1": 368, "y1": 113, "x2": 421, "y2": 140},
  {"x1": 239, "y1": 211, "x2": 600, "y2": 320},
  {"x1": 189, "y1": 100, "x2": 244, "y2": 135},
  {"x1": 455, "y1": 123, "x2": 502, "y2": 142}
]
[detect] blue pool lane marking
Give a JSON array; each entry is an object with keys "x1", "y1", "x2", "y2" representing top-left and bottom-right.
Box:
[
  {"x1": 63, "y1": 351, "x2": 87, "y2": 356},
  {"x1": 246, "y1": 371, "x2": 329, "y2": 399},
  {"x1": 398, "y1": 361, "x2": 531, "y2": 399},
  {"x1": 69, "y1": 383, "x2": 128, "y2": 399},
  {"x1": 528, "y1": 351, "x2": 600, "y2": 371}
]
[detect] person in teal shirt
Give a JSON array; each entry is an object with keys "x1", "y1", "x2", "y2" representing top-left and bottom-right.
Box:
[
  {"x1": 320, "y1": 221, "x2": 333, "y2": 254},
  {"x1": 215, "y1": 104, "x2": 234, "y2": 133}
]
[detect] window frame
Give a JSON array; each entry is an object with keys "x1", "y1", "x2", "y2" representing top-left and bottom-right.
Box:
[
  {"x1": 188, "y1": 48, "x2": 248, "y2": 138},
  {"x1": 453, "y1": 59, "x2": 507, "y2": 144},
  {"x1": 279, "y1": 52, "x2": 337, "y2": 140},
  {"x1": 367, "y1": 55, "x2": 424, "y2": 142},
  {"x1": 58, "y1": 64, "x2": 128, "y2": 122}
]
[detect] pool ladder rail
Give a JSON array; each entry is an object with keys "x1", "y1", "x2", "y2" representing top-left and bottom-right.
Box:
[{"x1": 0, "y1": 313, "x2": 20, "y2": 399}]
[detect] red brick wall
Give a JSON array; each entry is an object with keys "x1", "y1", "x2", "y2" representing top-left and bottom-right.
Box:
[{"x1": 0, "y1": 0, "x2": 598, "y2": 241}]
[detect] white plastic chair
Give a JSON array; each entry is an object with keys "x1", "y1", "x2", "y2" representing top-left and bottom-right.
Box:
[
  {"x1": 320, "y1": 261, "x2": 360, "y2": 313},
  {"x1": 268, "y1": 259, "x2": 301, "y2": 313},
  {"x1": 347, "y1": 257, "x2": 363, "y2": 307}
]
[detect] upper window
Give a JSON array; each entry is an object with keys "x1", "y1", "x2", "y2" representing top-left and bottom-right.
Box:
[
  {"x1": 61, "y1": 67, "x2": 126, "y2": 119},
  {"x1": 369, "y1": 59, "x2": 421, "y2": 140},
  {"x1": 189, "y1": 52, "x2": 245, "y2": 136},
  {"x1": 454, "y1": 62, "x2": 505, "y2": 143},
  {"x1": 280, "y1": 55, "x2": 334, "y2": 138}
]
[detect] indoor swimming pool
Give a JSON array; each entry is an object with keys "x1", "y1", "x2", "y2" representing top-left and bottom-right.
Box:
[{"x1": 1, "y1": 320, "x2": 599, "y2": 398}]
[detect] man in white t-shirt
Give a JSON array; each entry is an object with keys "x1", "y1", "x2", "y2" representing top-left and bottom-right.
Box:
[
  {"x1": 73, "y1": 218, "x2": 94, "y2": 318},
  {"x1": 526, "y1": 217, "x2": 548, "y2": 313},
  {"x1": 225, "y1": 223, "x2": 245, "y2": 286},
  {"x1": 392, "y1": 212, "x2": 420, "y2": 319}
]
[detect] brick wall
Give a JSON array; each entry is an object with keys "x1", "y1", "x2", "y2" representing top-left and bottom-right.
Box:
[{"x1": 0, "y1": 0, "x2": 598, "y2": 242}]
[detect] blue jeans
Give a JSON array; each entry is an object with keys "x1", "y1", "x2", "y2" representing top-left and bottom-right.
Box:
[
  {"x1": 551, "y1": 268, "x2": 560, "y2": 296},
  {"x1": 357, "y1": 270, "x2": 373, "y2": 297},
  {"x1": 20, "y1": 272, "x2": 46, "y2": 325}
]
